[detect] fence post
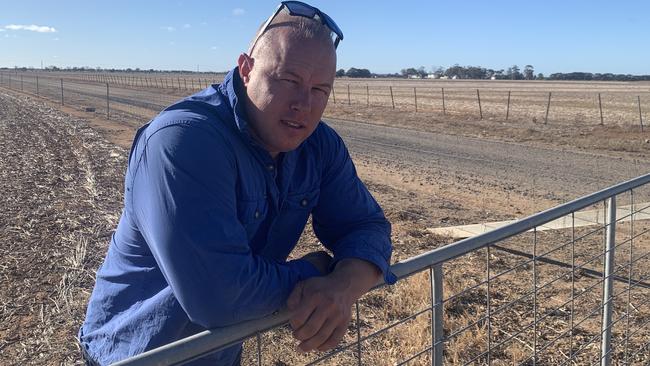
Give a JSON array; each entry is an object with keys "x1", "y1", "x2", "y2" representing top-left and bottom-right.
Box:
[
  {"x1": 60, "y1": 79, "x2": 64, "y2": 106},
  {"x1": 545, "y1": 92, "x2": 552, "y2": 124},
  {"x1": 414, "y1": 87, "x2": 418, "y2": 112},
  {"x1": 638, "y1": 96, "x2": 644, "y2": 131},
  {"x1": 389, "y1": 86, "x2": 395, "y2": 109},
  {"x1": 431, "y1": 264, "x2": 444, "y2": 366},
  {"x1": 21, "y1": 75, "x2": 23, "y2": 91},
  {"x1": 36, "y1": 76, "x2": 39, "y2": 96},
  {"x1": 184, "y1": 78, "x2": 187, "y2": 90},
  {"x1": 476, "y1": 89, "x2": 482, "y2": 119},
  {"x1": 106, "y1": 83, "x2": 110, "y2": 119},
  {"x1": 506, "y1": 90, "x2": 511, "y2": 121},
  {"x1": 441, "y1": 87, "x2": 446, "y2": 115},
  {"x1": 332, "y1": 86, "x2": 336, "y2": 103},
  {"x1": 600, "y1": 196, "x2": 616, "y2": 366},
  {"x1": 598, "y1": 93, "x2": 604, "y2": 125},
  {"x1": 347, "y1": 84, "x2": 351, "y2": 105}
]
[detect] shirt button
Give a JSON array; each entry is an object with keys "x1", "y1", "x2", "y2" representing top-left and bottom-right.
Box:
[
  {"x1": 300, "y1": 199, "x2": 308, "y2": 207},
  {"x1": 254, "y1": 210, "x2": 260, "y2": 219}
]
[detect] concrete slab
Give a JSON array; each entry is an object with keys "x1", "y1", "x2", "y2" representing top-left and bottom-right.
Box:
[{"x1": 427, "y1": 202, "x2": 650, "y2": 239}]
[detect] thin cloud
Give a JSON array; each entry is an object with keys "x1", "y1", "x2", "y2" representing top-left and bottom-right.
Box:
[
  {"x1": 161, "y1": 26, "x2": 176, "y2": 32},
  {"x1": 210, "y1": 46, "x2": 218, "y2": 50},
  {"x1": 53, "y1": 37, "x2": 60, "y2": 41},
  {"x1": 5, "y1": 24, "x2": 57, "y2": 33},
  {"x1": 232, "y1": 8, "x2": 245, "y2": 16},
  {"x1": 0, "y1": 29, "x2": 5, "y2": 32},
  {"x1": 183, "y1": 24, "x2": 191, "y2": 29}
]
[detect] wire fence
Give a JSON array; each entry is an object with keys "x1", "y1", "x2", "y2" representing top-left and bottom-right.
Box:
[
  {"x1": 1, "y1": 72, "x2": 649, "y2": 365},
  {"x1": 1, "y1": 71, "x2": 648, "y2": 129}
]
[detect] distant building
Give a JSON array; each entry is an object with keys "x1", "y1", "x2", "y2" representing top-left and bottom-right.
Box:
[{"x1": 426, "y1": 73, "x2": 439, "y2": 79}]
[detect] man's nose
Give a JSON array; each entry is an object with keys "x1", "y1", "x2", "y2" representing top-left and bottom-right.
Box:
[{"x1": 290, "y1": 89, "x2": 312, "y2": 113}]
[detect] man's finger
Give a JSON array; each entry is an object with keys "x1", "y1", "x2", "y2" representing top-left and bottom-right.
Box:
[
  {"x1": 287, "y1": 281, "x2": 304, "y2": 311},
  {"x1": 298, "y1": 312, "x2": 339, "y2": 352},
  {"x1": 293, "y1": 302, "x2": 332, "y2": 341},
  {"x1": 316, "y1": 324, "x2": 348, "y2": 352},
  {"x1": 288, "y1": 292, "x2": 320, "y2": 330}
]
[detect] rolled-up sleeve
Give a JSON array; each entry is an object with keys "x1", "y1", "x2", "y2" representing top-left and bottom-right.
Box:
[
  {"x1": 311, "y1": 125, "x2": 396, "y2": 285},
  {"x1": 131, "y1": 121, "x2": 320, "y2": 328}
]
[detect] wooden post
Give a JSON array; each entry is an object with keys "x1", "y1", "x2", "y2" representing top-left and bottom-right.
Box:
[
  {"x1": 347, "y1": 84, "x2": 351, "y2": 105},
  {"x1": 184, "y1": 78, "x2": 187, "y2": 90},
  {"x1": 598, "y1": 93, "x2": 604, "y2": 125},
  {"x1": 476, "y1": 89, "x2": 482, "y2": 119},
  {"x1": 639, "y1": 96, "x2": 644, "y2": 131},
  {"x1": 389, "y1": 86, "x2": 395, "y2": 109},
  {"x1": 332, "y1": 87, "x2": 336, "y2": 103},
  {"x1": 414, "y1": 87, "x2": 418, "y2": 112},
  {"x1": 20, "y1": 75, "x2": 23, "y2": 91},
  {"x1": 36, "y1": 76, "x2": 39, "y2": 96},
  {"x1": 60, "y1": 79, "x2": 64, "y2": 106},
  {"x1": 441, "y1": 87, "x2": 446, "y2": 115},
  {"x1": 177, "y1": 77, "x2": 181, "y2": 89},
  {"x1": 545, "y1": 92, "x2": 552, "y2": 124},
  {"x1": 106, "y1": 83, "x2": 110, "y2": 119},
  {"x1": 506, "y1": 91, "x2": 511, "y2": 121},
  {"x1": 366, "y1": 85, "x2": 369, "y2": 106}
]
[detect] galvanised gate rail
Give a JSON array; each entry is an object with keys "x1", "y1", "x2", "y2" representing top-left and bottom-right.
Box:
[{"x1": 111, "y1": 173, "x2": 650, "y2": 365}]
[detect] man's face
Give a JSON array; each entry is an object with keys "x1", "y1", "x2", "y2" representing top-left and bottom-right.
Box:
[{"x1": 239, "y1": 32, "x2": 336, "y2": 158}]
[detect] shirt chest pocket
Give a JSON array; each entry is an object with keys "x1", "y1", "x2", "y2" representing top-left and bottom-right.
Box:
[
  {"x1": 237, "y1": 197, "x2": 268, "y2": 238},
  {"x1": 262, "y1": 188, "x2": 321, "y2": 260}
]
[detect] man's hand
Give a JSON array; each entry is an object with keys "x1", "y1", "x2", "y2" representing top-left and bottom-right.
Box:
[{"x1": 286, "y1": 258, "x2": 381, "y2": 352}]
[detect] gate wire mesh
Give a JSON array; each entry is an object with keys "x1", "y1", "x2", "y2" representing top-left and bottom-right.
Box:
[{"x1": 1, "y1": 72, "x2": 649, "y2": 365}]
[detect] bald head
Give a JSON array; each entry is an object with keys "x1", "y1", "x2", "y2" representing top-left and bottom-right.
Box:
[{"x1": 248, "y1": 10, "x2": 336, "y2": 61}]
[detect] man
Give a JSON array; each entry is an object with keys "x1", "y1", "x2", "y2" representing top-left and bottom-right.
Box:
[{"x1": 79, "y1": 2, "x2": 395, "y2": 365}]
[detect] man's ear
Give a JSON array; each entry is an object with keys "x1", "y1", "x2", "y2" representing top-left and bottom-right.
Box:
[{"x1": 237, "y1": 53, "x2": 254, "y2": 86}]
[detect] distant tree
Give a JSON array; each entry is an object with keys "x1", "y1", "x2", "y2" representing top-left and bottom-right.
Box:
[
  {"x1": 536, "y1": 73, "x2": 544, "y2": 80},
  {"x1": 507, "y1": 65, "x2": 522, "y2": 80},
  {"x1": 336, "y1": 68, "x2": 346, "y2": 77},
  {"x1": 523, "y1": 65, "x2": 534, "y2": 80},
  {"x1": 346, "y1": 67, "x2": 371, "y2": 78},
  {"x1": 400, "y1": 67, "x2": 419, "y2": 78}
]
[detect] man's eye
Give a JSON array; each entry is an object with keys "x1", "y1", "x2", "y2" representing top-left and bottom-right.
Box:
[{"x1": 282, "y1": 78, "x2": 298, "y2": 84}]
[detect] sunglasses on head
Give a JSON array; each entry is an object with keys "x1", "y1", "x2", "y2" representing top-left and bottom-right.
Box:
[{"x1": 248, "y1": 1, "x2": 344, "y2": 54}]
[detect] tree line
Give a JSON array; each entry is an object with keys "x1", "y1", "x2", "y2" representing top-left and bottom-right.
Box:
[{"x1": 336, "y1": 65, "x2": 650, "y2": 81}]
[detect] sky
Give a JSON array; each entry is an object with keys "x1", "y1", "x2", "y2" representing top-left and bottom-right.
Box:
[{"x1": 1, "y1": 0, "x2": 649, "y2": 75}]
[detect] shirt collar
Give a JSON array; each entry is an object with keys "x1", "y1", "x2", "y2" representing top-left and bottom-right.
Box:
[{"x1": 220, "y1": 67, "x2": 250, "y2": 135}]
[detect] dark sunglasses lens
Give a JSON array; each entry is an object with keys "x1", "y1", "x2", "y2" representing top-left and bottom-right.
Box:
[
  {"x1": 320, "y1": 12, "x2": 343, "y2": 40},
  {"x1": 284, "y1": 2, "x2": 317, "y2": 17}
]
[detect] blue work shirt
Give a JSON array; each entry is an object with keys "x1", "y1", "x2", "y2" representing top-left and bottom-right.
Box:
[{"x1": 79, "y1": 68, "x2": 396, "y2": 365}]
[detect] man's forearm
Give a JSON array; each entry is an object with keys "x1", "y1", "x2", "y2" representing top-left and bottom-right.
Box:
[{"x1": 329, "y1": 258, "x2": 382, "y2": 303}]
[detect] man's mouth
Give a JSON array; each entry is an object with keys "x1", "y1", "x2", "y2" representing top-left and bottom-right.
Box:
[{"x1": 281, "y1": 120, "x2": 303, "y2": 129}]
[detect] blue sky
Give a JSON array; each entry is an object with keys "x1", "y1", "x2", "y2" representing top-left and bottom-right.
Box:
[{"x1": 1, "y1": 0, "x2": 648, "y2": 75}]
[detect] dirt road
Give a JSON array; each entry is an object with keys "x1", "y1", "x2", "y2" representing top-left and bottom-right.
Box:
[{"x1": 327, "y1": 117, "x2": 650, "y2": 202}]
